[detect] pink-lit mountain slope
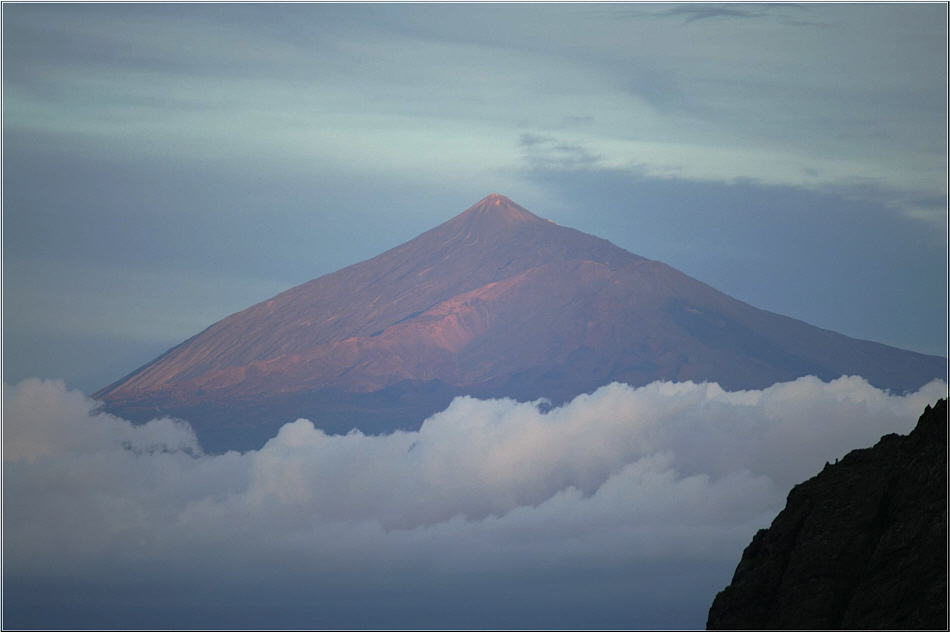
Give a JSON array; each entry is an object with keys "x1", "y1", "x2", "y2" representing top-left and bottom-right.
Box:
[{"x1": 95, "y1": 194, "x2": 947, "y2": 452}]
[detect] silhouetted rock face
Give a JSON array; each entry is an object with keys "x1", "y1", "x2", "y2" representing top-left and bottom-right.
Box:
[{"x1": 707, "y1": 399, "x2": 948, "y2": 630}]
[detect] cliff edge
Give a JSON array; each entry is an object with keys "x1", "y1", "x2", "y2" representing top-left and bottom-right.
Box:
[{"x1": 707, "y1": 398, "x2": 948, "y2": 629}]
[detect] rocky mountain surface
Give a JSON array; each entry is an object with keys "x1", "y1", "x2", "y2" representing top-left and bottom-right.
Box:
[
  {"x1": 95, "y1": 195, "x2": 948, "y2": 451},
  {"x1": 707, "y1": 398, "x2": 948, "y2": 630}
]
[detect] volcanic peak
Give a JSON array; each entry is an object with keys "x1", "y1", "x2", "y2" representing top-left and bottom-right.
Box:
[
  {"x1": 475, "y1": 193, "x2": 522, "y2": 209},
  {"x1": 93, "y1": 193, "x2": 948, "y2": 453},
  {"x1": 452, "y1": 193, "x2": 547, "y2": 233}
]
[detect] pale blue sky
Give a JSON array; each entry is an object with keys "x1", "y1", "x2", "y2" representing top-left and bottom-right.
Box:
[{"x1": 3, "y1": 2, "x2": 947, "y2": 392}]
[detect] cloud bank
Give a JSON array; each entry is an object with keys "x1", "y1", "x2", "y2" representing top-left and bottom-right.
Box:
[{"x1": 3, "y1": 376, "x2": 946, "y2": 628}]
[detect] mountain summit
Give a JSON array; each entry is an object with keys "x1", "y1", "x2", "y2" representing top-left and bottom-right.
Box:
[
  {"x1": 455, "y1": 193, "x2": 545, "y2": 225},
  {"x1": 96, "y1": 195, "x2": 947, "y2": 451}
]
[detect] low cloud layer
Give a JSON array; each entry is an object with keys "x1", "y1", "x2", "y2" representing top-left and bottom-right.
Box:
[{"x1": 4, "y1": 376, "x2": 946, "y2": 628}]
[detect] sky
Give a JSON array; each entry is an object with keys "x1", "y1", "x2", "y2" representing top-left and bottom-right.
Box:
[
  {"x1": 2, "y1": 2, "x2": 947, "y2": 394},
  {"x1": 2, "y1": 3, "x2": 949, "y2": 629}
]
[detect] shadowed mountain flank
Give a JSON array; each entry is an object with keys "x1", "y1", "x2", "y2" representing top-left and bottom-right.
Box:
[
  {"x1": 95, "y1": 195, "x2": 948, "y2": 452},
  {"x1": 707, "y1": 399, "x2": 948, "y2": 630}
]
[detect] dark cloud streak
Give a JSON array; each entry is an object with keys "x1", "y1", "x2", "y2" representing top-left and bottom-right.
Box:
[{"x1": 597, "y1": 2, "x2": 824, "y2": 27}]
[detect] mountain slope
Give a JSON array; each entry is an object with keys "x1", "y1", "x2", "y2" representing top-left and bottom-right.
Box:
[
  {"x1": 97, "y1": 195, "x2": 641, "y2": 394},
  {"x1": 95, "y1": 194, "x2": 947, "y2": 451}
]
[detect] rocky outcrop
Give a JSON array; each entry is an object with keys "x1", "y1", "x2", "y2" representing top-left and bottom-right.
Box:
[{"x1": 707, "y1": 398, "x2": 948, "y2": 630}]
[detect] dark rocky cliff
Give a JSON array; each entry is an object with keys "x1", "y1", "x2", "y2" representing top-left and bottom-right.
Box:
[{"x1": 707, "y1": 398, "x2": 947, "y2": 630}]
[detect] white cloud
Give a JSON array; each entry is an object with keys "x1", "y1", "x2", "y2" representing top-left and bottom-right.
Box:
[
  {"x1": 2, "y1": 378, "x2": 201, "y2": 461},
  {"x1": 3, "y1": 375, "x2": 945, "y2": 627}
]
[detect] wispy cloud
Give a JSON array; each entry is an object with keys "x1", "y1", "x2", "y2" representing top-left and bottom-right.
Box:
[
  {"x1": 517, "y1": 133, "x2": 603, "y2": 170},
  {"x1": 600, "y1": 2, "x2": 829, "y2": 27},
  {"x1": 518, "y1": 132, "x2": 556, "y2": 147},
  {"x1": 661, "y1": 3, "x2": 812, "y2": 25}
]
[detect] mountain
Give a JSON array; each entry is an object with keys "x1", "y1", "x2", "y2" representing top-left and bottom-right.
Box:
[
  {"x1": 95, "y1": 194, "x2": 947, "y2": 452},
  {"x1": 707, "y1": 398, "x2": 947, "y2": 630}
]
